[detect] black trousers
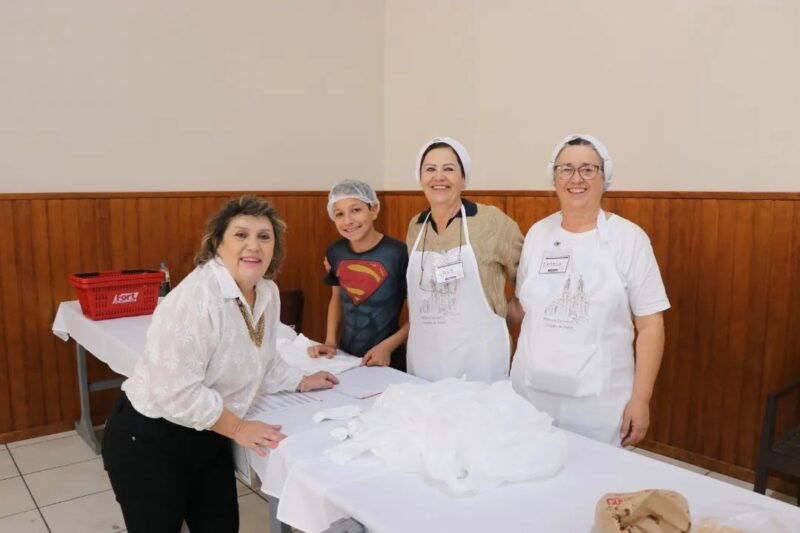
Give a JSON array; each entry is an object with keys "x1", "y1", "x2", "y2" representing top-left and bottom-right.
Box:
[{"x1": 101, "y1": 393, "x2": 239, "y2": 533}]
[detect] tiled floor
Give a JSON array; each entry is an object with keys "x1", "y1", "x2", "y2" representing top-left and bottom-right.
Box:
[
  {"x1": 0, "y1": 432, "x2": 795, "y2": 532},
  {"x1": 0, "y1": 430, "x2": 270, "y2": 533}
]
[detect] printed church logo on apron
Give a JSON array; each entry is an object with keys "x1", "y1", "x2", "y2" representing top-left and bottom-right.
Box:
[
  {"x1": 544, "y1": 275, "x2": 588, "y2": 324},
  {"x1": 338, "y1": 260, "x2": 388, "y2": 305},
  {"x1": 418, "y1": 260, "x2": 459, "y2": 316}
]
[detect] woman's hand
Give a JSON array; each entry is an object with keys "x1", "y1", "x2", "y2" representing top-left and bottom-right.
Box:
[
  {"x1": 231, "y1": 420, "x2": 287, "y2": 458},
  {"x1": 620, "y1": 398, "x2": 650, "y2": 447},
  {"x1": 298, "y1": 371, "x2": 339, "y2": 392},
  {"x1": 361, "y1": 342, "x2": 392, "y2": 367},
  {"x1": 307, "y1": 344, "x2": 337, "y2": 358}
]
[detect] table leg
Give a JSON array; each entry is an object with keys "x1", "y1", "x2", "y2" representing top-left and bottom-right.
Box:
[
  {"x1": 265, "y1": 494, "x2": 293, "y2": 533},
  {"x1": 74, "y1": 343, "x2": 102, "y2": 454}
]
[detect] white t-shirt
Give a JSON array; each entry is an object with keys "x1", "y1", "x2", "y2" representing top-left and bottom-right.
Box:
[
  {"x1": 123, "y1": 259, "x2": 304, "y2": 430},
  {"x1": 516, "y1": 212, "x2": 670, "y2": 317}
]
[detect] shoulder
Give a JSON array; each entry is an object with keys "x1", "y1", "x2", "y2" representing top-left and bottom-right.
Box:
[
  {"x1": 380, "y1": 236, "x2": 408, "y2": 255},
  {"x1": 608, "y1": 214, "x2": 651, "y2": 246},
  {"x1": 151, "y1": 264, "x2": 218, "y2": 325},
  {"x1": 472, "y1": 202, "x2": 516, "y2": 228},
  {"x1": 326, "y1": 238, "x2": 351, "y2": 259}
]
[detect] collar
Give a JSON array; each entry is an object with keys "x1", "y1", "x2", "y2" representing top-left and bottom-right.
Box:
[
  {"x1": 416, "y1": 198, "x2": 477, "y2": 232},
  {"x1": 208, "y1": 258, "x2": 272, "y2": 319}
]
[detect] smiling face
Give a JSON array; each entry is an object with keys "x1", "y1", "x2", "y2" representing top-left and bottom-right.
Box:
[
  {"x1": 216, "y1": 215, "x2": 275, "y2": 292},
  {"x1": 331, "y1": 198, "x2": 379, "y2": 245},
  {"x1": 419, "y1": 146, "x2": 465, "y2": 209},
  {"x1": 554, "y1": 145, "x2": 605, "y2": 214}
]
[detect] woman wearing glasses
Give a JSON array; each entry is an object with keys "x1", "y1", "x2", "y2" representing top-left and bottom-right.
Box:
[
  {"x1": 509, "y1": 134, "x2": 669, "y2": 447},
  {"x1": 406, "y1": 137, "x2": 523, "y2": 383}
]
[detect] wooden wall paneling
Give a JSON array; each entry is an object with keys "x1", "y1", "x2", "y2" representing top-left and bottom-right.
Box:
[
  {"x1": 669, "y1": 200, "x2": 704, "y2": 451},
  {"x1": 269, "y1": 195, "x2": 339, "y2": 341},
  {"x1": 93, "y1": 198, "x2": 112, "y2": 270},
  {"x1": 46, "y1": 200, "x2": 79, "y2": 423},
  {"x1": 13, "y1": 200, "x2": 46, "y2": 429},
  {"x1": 691, "y1": 200, "x2": 721, "y2": 453},
  {"x1": 652, "y1": 199, "x2": 683, "y2": 444},
  {"x1": 163, "y1": 197, "x2": 181, "y2": 282},
  {"x1": 136, "y1": 197, "x2": 156, "y2": 270},
  {"x1": 77, "y1": 199, "x2": 101, "y2": 273},
  {"x1": 736, "y1": 201, "x2": 775, "y2": 468},
  {"x1": 190, "y1": 197, "x2": 211, "y2": 261},
  {"x1": 702, "y1": 201, "x2": 737, "y2": 459},
  {"x1": 108, "y1": 199, "x2": 126, "y2": 271},
  {"x1": 176, "y1": 198, "x2": 196, "y2": 281},
  {"x1": 0, "y1": 201, "x2": 28, "y2": 432},
  {"x1": 759, "y1": 201, "x2": 795, "y2": 440},
  {"x1": 0, "y1": 201, "x2": 15, "y2": 432},
  {"x1": 29, "y1": 199, "x2": 61, "y2": 426},
  {"x1": 379, "y1": 194, "x2": 429, "y2": 243},
  {"x1": 719, "y1": 201, "x2": 756, "y2": 466},
  {"x1": 122, "y1": 198, "x2": 142, "y2": 268},
  {"x1": 776, "y1": 202, "x2": 800, "y2": 438}
]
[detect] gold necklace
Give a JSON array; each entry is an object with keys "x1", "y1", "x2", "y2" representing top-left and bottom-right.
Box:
[{"x1": 236, "y1": 300, "x2": 265, "y2": 347}]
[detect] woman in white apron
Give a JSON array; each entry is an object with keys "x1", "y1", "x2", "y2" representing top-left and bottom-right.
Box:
[
  {"x1": 406, "y1": 137, "x2": 523, "y2": 383},
  {"x1": 509, "y1": 134, "x2": 670, "y2": 447}
]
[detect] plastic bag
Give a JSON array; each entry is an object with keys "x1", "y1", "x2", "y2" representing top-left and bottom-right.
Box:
[{"x1": 324, "y1": 379, "x2": 567, "y2": 495}]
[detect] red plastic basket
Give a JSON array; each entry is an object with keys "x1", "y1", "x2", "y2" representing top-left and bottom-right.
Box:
[{"x1": 69, "y1": 269, "x2": 165, "y2": 320}]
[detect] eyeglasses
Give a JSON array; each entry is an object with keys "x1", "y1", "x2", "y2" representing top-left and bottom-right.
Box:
[{"x1": 553, "y1": 164, "x2": 602, "y2": 180}]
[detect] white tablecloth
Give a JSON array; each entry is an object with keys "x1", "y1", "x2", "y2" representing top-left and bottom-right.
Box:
[{"x1": 52, "y1": 300, "x2": 148, "y2": 377}]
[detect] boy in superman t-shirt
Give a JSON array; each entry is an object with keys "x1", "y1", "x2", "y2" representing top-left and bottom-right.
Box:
[{"x1": 308, "y1": 180, "x2": 408, "y2": 371}]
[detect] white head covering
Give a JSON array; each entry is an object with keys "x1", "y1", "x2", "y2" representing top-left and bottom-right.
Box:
[
  {"x1": 547, "y1": 134, "x2": 613, "y2": 191},
  {"x1": 327, "y1": 179, "x2": 379, "y2": 219},
  {"x1": 415, "y1": 137, "x2": 472, "y2": 188}
]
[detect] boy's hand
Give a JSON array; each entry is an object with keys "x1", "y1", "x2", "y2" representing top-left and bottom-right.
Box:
[{"x1": 361, "y1": 342, "x2": 392, "y2": 367}]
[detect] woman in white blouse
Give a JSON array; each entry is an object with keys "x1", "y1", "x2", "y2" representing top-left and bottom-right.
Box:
[{"x1": 102, "y1": 196, "x2": 338, "y2": 533}]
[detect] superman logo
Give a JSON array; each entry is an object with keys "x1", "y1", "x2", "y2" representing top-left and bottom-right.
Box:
[{"x1": 338, "y1": 259, "x2": 388, "y2": 305}]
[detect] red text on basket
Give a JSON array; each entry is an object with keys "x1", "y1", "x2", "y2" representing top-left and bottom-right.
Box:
[{"x1": 112, "y1": 292, "x2": 139, "y2": 304}]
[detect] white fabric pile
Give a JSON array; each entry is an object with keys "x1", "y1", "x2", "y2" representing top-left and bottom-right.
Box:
[
  {"x1": 275, "y1": 324, "x2": 362, "y2": 375},
  {"x1": 323, "y1": 379, "x2": 567, "y2": 495}
]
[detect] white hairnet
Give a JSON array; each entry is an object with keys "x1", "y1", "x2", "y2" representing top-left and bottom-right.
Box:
[
  {"x1": 547, "y1": 134, "x2": 614, "y2": 191},
  {"x1": 327, "y1": 179, "x2": 380, "y2": 219},
  {"x1": 415, "y1": 136, "x2": 472, "y2": 188}
]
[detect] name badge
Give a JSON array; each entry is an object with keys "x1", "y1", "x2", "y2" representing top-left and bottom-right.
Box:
[
  {"x1": 435, "y1": 261, "x2": 465, "y2": 283},
  {"x1": 539, "y1": 254, "x2": 570, "y2": 274}
]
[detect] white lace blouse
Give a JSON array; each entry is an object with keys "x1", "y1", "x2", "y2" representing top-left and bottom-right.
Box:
[{"x1": 122, "y1": 258, "x2": 304, "y2": 430}]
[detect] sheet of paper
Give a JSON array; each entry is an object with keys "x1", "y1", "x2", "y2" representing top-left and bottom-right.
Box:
[
  {"x1": 250, "y1": 390, "x2": 322, "y2": 414},
  {"x1": 334, "y1": 366, "x2": 425, "y2": 399}
]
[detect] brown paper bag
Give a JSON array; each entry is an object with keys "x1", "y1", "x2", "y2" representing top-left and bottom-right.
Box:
[{"x1": 595, "y1": 490, "x2": 691, "y2": 533}]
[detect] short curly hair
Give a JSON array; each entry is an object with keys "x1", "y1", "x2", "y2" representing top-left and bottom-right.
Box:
[{"x1": 194, "y1": 195, "x2": 287, "y2": 279}]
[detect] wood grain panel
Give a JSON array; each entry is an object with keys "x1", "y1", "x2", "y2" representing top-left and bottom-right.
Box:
[
  {"x1": 0, "y1": 201, "x2": 14, "y2": 431},
  {"x1": 0, "y1": 190, "x2": 798, "y2": 495}
]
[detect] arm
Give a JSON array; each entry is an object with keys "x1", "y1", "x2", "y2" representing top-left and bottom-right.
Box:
[
  {"x1": 307, "y1": 286, "x2": 342, "y2": 358},
  {"x1": 504, "y1": 216, "x2": 526, "y2": 325},
  {"x1": 620, "y1": 312, "x2": 665, "y2": 446}
]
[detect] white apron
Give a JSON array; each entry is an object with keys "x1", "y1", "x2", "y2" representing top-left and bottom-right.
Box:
[
  {"x1": 406, "y1": 205, "x2": 510, "y2": 382},
  {"x1": 511, "y1": 211, "x2": 634, "y2": 446}
]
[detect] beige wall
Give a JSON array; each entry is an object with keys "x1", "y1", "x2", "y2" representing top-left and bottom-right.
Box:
[
  {"x1": 0, "y1": 1, "x2": 384, "y2": 192},
  {"x1": 2, "y1": 1, "x2": 798, "y2": 193},
  {"x1": 383, "y1": 0, "x2": 800, "y2": 192}
]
